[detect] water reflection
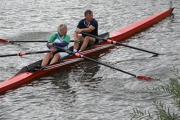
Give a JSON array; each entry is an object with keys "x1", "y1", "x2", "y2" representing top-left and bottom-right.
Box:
[{"x1": 50, "y1": 60, "x2": 102, "y2": 90}]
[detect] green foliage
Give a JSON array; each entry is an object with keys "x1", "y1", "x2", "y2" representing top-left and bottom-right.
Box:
[
  {"x1": 153, "y1": 101, "x2": 179, "y2": 120},
  {"x1": 161, "y1": 78, "x2": 180, "y2": 97},
  {"x1": 130, "y1": 68, "x2": 180, "y2": 120},
  {"x1": 131, "y1": 101, "x2": 179, "y2": 120},
  {"x1": 130, "y1": 108, "x2": 152, "y2": 120},
  {"x1": 174, "y1": 97, "x2": 180, "y2": 108}
]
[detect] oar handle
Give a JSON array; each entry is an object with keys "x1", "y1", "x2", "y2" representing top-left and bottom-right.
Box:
[{"x1": 81, "y1": 32, "x2": 102, "y2": 40}]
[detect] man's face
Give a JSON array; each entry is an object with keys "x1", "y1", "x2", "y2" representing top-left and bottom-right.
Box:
[{"x1": 85, "y1": 13, "x2": 93, "y2": 22}]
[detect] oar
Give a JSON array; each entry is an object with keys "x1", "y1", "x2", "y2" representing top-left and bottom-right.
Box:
[
  {"x1": 55, "y1": 46, "x2": 153, "y2": 81},
  {"x1": 0, "y1": 38, "x2": 75, "y2": 43},
  {"x1": 0, "y1": 50, "x2": 50, "y2": 57},
  {"x1": 82, "y1": 32, "x2": 160, "y2": 55}
]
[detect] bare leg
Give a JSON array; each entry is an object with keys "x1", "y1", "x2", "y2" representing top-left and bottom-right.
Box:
[
  {"x1": 73, "y1": 41, "x2": 80, "y2": 51},
  {"x1": 73, "y1": 36, "x2": 84, "y2": 52},
  {"x1": 79, "y1": 36, "x2": 95, "y2": 51},
  {"x1": 41, "y1": 52, "x2": 53, "y2": 66},
  {"x1": 50, "y1": 53, "x2": 60, "y2": 65}
]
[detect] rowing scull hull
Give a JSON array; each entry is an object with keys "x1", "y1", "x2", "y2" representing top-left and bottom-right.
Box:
[{"x1": 0, "y1": 8, "x2": 173, "y2": 94}]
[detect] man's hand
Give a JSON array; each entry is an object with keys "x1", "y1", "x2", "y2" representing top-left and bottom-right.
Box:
[
  {"x1": 74, "y1": 39, "x2": 79, "y2": 43},
  {"x1": 48, "y1": 42, "x2": 53, "y2": 46},
  {"x1": 76, "y1": 28, "x2": 82, "y2": 34},
  {"x1": 50, "y1": 46, "x2": 56, "y2": 53},
  {"x1": 47, "y1": 42, "x2": 55, "y2": 52}
]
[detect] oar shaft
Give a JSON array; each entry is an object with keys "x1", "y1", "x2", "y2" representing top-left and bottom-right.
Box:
[
  {"x1": 82, "y1": 55, "x2": 136, "y2": 77},
  {"x1": 0, "y1": 39, "x2": 75, "y2": 43},
  {"x1": 9, "y1": 41, "x2": 47, "y2": 43},
  {"x1": 10, "y1": 40, "x2": 75, "y2": 42},
  {"x1": 54, "y1": 46, "x2": 152, "y2": 80},
  {"x1": 56, "y1": 46, "x2": 136, "y2": 77},
  {"x1": 116, "y1": 42, "x2": 159, "y2": 55},
  {"x1": 0, "y1": 53, "x2": 18, "y2": 57},
  {"x1": 0, "y1": 50, "x2": 50, "y2": 57},
  {"x1": 23, "y1": 50, "x2": 50, "y2": 55},
  {"x1": 75, "y1": 53, "x2": 152, "y2": 80},
  {"x1": 82, "y1": 32, "x2": 160, "y2": 55}
]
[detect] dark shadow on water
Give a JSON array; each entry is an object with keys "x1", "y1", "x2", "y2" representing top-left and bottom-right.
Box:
[
  {"x1": 50, "y1": 60, "x2": 102, "y2": 89},
  {"x1": 22, "y1": 57, "x2": 104, "y2": 95}
]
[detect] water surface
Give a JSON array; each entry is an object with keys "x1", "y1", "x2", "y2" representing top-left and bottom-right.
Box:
[{"x1": 0, "y1": 0, "x2": 180, "y2": 120}]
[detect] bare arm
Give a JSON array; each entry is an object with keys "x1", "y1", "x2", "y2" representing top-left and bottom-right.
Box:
[
  {"x1": 81, "y1": 25, "x2": 95, "y2": 33},
  {"x1": 74, "y1": 30, "x2": 79, "y2": 42},
  {"x1": 76, "y1": 25, "x2": 95, "y2": 33}
]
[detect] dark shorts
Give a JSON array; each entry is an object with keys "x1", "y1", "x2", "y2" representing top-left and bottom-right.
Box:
[
  {"x1": 87, "y1": 38, "x2": 99, "y2": 46},
  {"x1": 82, "y1": 34, "x2": 99, "y2": 44},
  {"x1": 95, "y1": 38, "x2": 99, "y2": 44}
]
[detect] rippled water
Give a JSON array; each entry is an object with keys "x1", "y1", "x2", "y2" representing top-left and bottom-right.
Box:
[{"x1": 0, "y1": 0, "x2": 180, "y2": 120}]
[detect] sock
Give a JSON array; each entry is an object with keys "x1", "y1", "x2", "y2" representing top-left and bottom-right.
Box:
[{"x1": 73, "y1": 49, "x2": 77, "y2": 52}]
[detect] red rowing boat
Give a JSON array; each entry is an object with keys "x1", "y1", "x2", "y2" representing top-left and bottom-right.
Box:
[{"x1": 0, "y1": 8, "x2": 173, "y2": 94}]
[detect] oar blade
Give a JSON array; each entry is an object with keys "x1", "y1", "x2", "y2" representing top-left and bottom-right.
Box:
[
  {"x1": 136, "y1": 76, "x2": 153, "y2": 81},
  {"x1": 0, "y1": 39, "x2": 9, "y2": 43},
  {"x1": 98, "y1": 32, "x2": 109, "y2": 40}
]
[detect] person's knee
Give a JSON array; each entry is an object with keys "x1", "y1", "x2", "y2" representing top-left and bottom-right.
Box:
[
  {"x1": 53, "y1": 54, "x2": 60, "y2": 60},
  {"x1": 45, "y1": 53, "x2": 52, "y2": 58},
  {"x1": 84, "y1": 36, "x2": 91, "y2": 42}
]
